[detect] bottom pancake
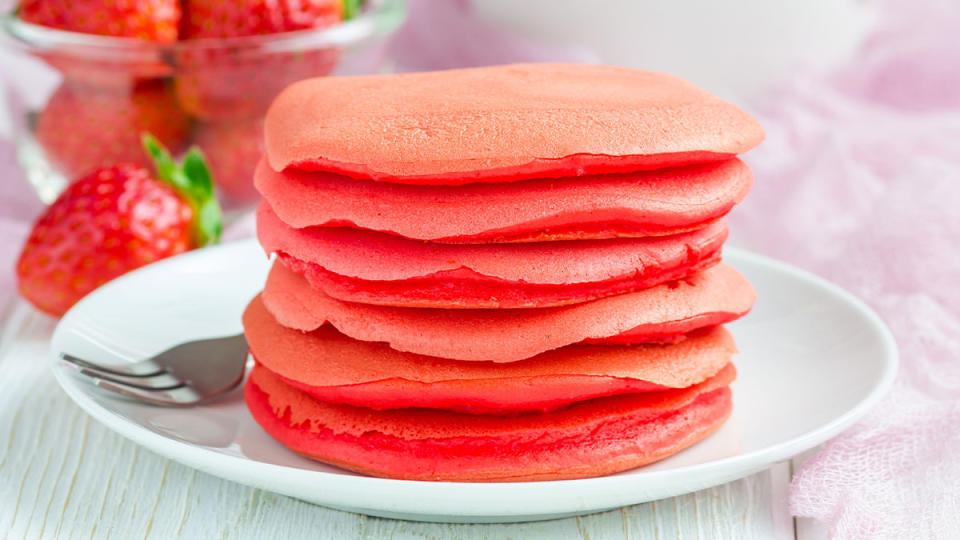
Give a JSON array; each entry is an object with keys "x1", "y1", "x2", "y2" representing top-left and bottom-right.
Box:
[{"x1": 245, "y1": 364, "x2": 734, "y2": 482}]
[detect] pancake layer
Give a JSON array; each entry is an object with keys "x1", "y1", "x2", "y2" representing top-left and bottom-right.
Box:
[
  {"x1": 254, "y1": 158, "x2": 752, "y2": 243},
  {"x1": 261, "y1": 261, "x2": 755, "y2": 362},
  {"x1": 265, "y1": 64, "x2": 764, "y2": 184},
  {"x1": 258, "y1": 203, "x2": 728, "y2": 308},
  {"x1": 245, "y1": 294, "x2": 736, "y2": 413},
  {"x1": 245, "y1": 363, "x2": 735, "y2": 481}
]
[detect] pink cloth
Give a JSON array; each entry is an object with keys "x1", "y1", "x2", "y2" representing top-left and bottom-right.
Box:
[
  {"x1": 2, "y1": 1, "x2": 959, "y2": 536},
  {"x1": 733, "y1": 1, "x2": 960, "y2": 537}
]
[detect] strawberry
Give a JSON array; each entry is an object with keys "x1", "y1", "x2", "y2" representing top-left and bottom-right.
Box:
[
  {"x1": 35, "y1": 79, "x2": 192, "y2": 179},
  {"x1": 19, "y1": 0, "x2": 181, "y2": 42},
  {"x1": 193, "y1": 118, "x2": 264, "y2": 205},
  {"x1": 174, "y1": 0, "x2": 344, "y2": 120},
  {"x1": 174, "y1": 47, "x2": 340, "y2": 120},
  {"x1": 180, "y1": 0, "x2": 342, "y2": 38},
  {"x1": 16, "y1": 136, "x2": 222, "y2": 317},
  {"x1": 19, "y1": 0, "x2": 179, "y2": 86}
]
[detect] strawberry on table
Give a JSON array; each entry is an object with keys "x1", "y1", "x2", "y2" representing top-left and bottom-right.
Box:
[
  {"x1": 175, "y1": 0, "x2": 344, "y2": 120},
  {"x1": 16, "y1": 136, "x2": 222, "y2": 317},
  {"x1": 35, "y1": 79, "x2": 192, "y2": 179},
  {"x1": 18, "y1": 0, "x2": 181, "y2": 42}
]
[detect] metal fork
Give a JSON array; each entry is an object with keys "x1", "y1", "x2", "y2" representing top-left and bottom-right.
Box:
[{"x1": 59, "y1": 334, "x2": 249, "y2": 406}]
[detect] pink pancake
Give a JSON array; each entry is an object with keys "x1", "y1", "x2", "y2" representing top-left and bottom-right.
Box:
[
  {"x1": 265, "y1": 64, "x2": 764, "y2": 184},
  {"x1": 245, "y1": 363, "x2": 734, "y2": 481},
  {"x1": 261, "y1": 261, "x2": 756, "y2": 362},
  {"x1": 245, "y1": 294, "x2": 736, "y2": 413},
  {"x1": 258, "y1": 203, "x2": 728, "y2": 308},
  {"x1": 254, "y1": 158, "x2": 753, "y2": 243}
]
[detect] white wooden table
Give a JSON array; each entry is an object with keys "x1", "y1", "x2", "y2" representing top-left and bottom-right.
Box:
[{"x1": 0, "y1": 297, "x2": 828, "y2": 539}]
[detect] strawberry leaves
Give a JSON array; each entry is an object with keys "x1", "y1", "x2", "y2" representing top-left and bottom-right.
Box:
[
  {"x1": 343, "y1": 0, "x2": 362, "y2": 20},
  {"x1": 142, "y1": 134, "x2": 223, "y2": 247}
]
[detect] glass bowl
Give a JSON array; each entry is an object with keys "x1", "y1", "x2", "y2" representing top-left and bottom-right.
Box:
[{"x1": 0, "y1": 0, "x2": 405, "y2": 207}]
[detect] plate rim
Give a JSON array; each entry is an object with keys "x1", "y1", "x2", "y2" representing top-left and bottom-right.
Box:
[{"x1": 49, "y1": 240, "x2": 899, "y2": 521}]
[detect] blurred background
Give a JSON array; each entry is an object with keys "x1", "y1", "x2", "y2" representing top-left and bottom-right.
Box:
[{"x1": 396, "y1": 0, "x2": 878, "y2": 101}]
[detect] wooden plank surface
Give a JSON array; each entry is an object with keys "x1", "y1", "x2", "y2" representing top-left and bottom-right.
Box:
[{"x1": 0, "y1": 299, "x2": 810, "y2": 539}]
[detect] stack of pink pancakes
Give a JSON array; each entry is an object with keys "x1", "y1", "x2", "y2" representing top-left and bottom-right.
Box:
[{"x1": 244, "y1": 64, "x2": 764, "y2": 482}]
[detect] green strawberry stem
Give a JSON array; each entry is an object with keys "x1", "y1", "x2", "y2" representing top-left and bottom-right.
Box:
[
  {"x1": 142, "y1": 134, "x2": 222, "y2": 247},
  {"x1": 343, "y1": 0, "x2": 362, "y2": 20}
]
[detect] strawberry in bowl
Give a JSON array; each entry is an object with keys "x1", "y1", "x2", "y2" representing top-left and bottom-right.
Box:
[
  {"x1": 193, "y1": 117, "x2": 265, "y2": 205},
  {"x1": 175, "y1": 0, "x2": 344, "y2": 120},
  {"x1": 35, "y1": 79, "x2": 192, "y2": 178},
  {"x1": 0, "y1": 0, "x2": 405, "y2": 205},
  {"x1": 17, "y1": 0, "x2": 181, "y2": 88},
  {"x1": 19, "y1": 0, "x2": 181, "y2": 42}
]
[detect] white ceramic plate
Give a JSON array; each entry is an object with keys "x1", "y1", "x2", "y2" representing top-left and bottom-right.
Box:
[{"x1": 50, "y1": 240, "x2": 897, "y2": 523}]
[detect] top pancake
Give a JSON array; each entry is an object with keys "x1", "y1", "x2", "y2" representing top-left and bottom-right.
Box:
[{"x1": 265, "y1": 64, "x2": 764, "y2": 184}]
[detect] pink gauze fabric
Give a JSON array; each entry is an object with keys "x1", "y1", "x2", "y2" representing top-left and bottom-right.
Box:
[{"x1": 731, "y1": 0, "x2": 960, "y2": 537}]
